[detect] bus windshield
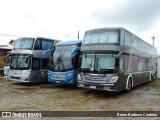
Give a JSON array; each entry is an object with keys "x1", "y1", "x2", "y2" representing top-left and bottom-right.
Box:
[
  {"x1": 50, "y1": 45, "x2": 77, "y2": 71},
  {"x1": 14, "y1": 38, "x2": 34, "y2": 49},
  {"x1": 83, "y1": 31, "x2": 119, "y2": 44},
  {"x1": 10, "y1": 55, "x2": 31, "y2": 70},
  {"x1": 80, "y1": 53, "x2": 116, "y2": 73}
]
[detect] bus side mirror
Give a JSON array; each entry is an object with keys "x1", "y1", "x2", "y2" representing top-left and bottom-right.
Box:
[
  {"x1": 116, "y1": 52, "x2": 122, "y2": 58},
  {"x1": 42, "y1": 49, "x2": 53, "y2": 58},
  {"x1": 25, "y1": 55, "x2": 32, "y2": 63},
  {"x1": 71, "y1": 47, "x2": 80, "y2": 58}
]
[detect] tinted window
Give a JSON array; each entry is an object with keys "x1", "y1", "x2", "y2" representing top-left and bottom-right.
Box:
[
  {"x1": 10, "y1": 55, "x2": 31, "y2": 70},
  {"x1": 52, "y1": 45, "x2": 76, "y2": 71},
  {"x1": 34, "y1": 38, "x2": 53, "y2": 50},
  {"x1": 34, "y1": 39, "x2": 41, "y2": 50},
  {"x1": 41, "y1": 59, "x2": 49, "y2": 69},
  {"x1": 32, "y1": 58, "x2": 40, "y2": 70},
  {"x1": 124, "y1": 33, "x2": 132, "y2": 46},
  {"x1": 42, "y1": 41, "x2": 52, "y2": 49},
  {"x1": 14, "y1": 38, "x2": 34, "y2": 49},
  {"x1": 83, "y1": 31, "x2": 119, "y2": 44},
  {"x1": 81, "y1": 53, "x2": 116, "y2": 71}
]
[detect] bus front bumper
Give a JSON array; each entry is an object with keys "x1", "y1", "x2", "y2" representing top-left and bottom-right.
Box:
[
  {"x1": 9, "y1": 75, "x2": 30, "y2": 82},
  {"x1": 48, "y1": 76, "x2": 77, "y2": 84},
  {"x1": 77, "y1": 81, "x2": 117, "y2": 91}
]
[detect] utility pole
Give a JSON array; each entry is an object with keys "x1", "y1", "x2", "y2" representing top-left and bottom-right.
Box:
[
  {"x1": 151, "y1": 35, "x2": 155, "y2": 46},
  {"x1": 77, "y1": 31, "x2": 79, "y2": 39}
]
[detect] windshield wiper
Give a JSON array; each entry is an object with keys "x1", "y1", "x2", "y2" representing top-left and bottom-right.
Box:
[
  {"x1": 53, "y1": 54, "x2": 65, "y2": 70},
  {"x1": 95, "y1": 58, "x2": 102, "y2": 72},
  {"x1": 52, "y1": 55, "x2": 61, "y2": 69},
  {"x1": 95, "y1": 63, "x2": 102, "y2": 72},
  {"x1": 87, "y1": 57, "x2": 94, "y2": 69}
]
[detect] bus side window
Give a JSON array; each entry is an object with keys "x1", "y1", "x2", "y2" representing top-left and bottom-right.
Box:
[
  {"x1": 120, "y1": 58, "x2": 124, "y2": 70},
  {"x1": 41, "y1": 59, "x2": 49, "y2": 69},
  {"x1": 42, "y1": 41, "x2": 52, "y2": 50},
  {"x1": 34, "y1": 39, "x2": 41, "y2": 50},
  {"x1": 32, "y1": 58, "x2": 40, "y2": 70}
]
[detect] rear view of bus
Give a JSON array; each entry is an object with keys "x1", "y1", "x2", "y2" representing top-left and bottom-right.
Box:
[
  {"x1": 8, "y1": 37, "x2": 59, "y2": 83},
  {"x1": 48, "y1": 40, "x2": 82, "y2": 84}
]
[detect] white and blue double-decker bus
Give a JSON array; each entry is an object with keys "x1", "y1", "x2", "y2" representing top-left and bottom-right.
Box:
[
  {"x1": 48, "y1": 40, "x2": 82, "y2": 84},
  {"x1": 8, "y1": 37, "x2": 59, "y2": 83}
]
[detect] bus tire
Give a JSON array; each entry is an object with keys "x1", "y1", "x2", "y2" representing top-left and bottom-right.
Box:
[
  {"x1": 151, "y1": 73, "x2": 155, "y2": 81},
  {"x1": 44, "y1": 73, "x2": 48, "y2": 83},
  {"x1": 125, "y1": 78, "x2": 132, "y2": 92},
  {"x1": 150, "y1": 72, "x2": 154, "y2": 82},
  {"x1": 152, "y1": 72, "x2": 157, "y2": 80}
]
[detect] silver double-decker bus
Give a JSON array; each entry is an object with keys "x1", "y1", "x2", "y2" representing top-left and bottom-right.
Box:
[
  {"x1": 78, "y1": 27, "x2": 157, "y2": 92},
  {"x1": 8, "y1": 37, "x2": 59, "y2": 83}
]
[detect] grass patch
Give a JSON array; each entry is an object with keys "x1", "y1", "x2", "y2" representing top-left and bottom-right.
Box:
[
  {"x1": 155, "y1": 78, "x2": 160, "y2": 81},
  {"x1": 0, "y1": 75, "x2": 4, "y2": 81},
  {"x1": 150, "y1": 78, "x2": 160, "y2": 87}
]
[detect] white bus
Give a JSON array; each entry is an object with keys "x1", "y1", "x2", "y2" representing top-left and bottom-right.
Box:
[{"x1": 8, "y1": 37, "x2": 59, "y2": 83}]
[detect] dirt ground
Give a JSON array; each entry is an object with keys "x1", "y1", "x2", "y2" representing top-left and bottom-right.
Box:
[{"x1": 0, "y1": 76, "x2": 160, "y2": 120}]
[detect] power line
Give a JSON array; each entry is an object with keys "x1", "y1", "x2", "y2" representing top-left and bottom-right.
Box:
[{"x1": 0, "y1": 33, "x2": 23, "y2": 37}]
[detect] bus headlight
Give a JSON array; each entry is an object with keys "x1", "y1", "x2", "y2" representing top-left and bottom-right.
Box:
[
  {"x1": 77, "y1": 74, "x2": 82, "y2": 81},
  {"x1": 109, "y1": 76, "x2": 118, "y2": 83},
  {"x1": 24, "y1": 71, "x2": 31, "y2": 75}
]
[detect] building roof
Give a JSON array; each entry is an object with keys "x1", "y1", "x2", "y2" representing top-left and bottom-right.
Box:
[{"x1": 0, "y1": 39, "x2": 15, "y2": 50}]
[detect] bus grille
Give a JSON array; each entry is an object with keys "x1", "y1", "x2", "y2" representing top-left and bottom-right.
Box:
[
  {"x1": 84, "y1": 75, "x2": 106, "y2": 81},
  {"x1": 11, "y1": 76, "x2": 21, "y2": 79}
]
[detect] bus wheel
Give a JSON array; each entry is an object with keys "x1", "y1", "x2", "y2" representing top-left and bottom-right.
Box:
[
  {"x1": 126, "y1": 78, "x2": 132, "y2": 92},
  {"x1": 44, "y1": 74, "x2": 48, "y2": 83},
  {"x1": 150, "y1": 73, "x2": 154, "y2": 82}
]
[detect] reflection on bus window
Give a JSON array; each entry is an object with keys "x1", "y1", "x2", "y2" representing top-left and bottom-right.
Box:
[
  {"x1": 14, "y1": 38, "x2": 34, "y2": 49},
  {"x1": 32, "y1": 58, "x2": 40, "y2": 70},
  {"x1": 10, "y1": 55, "x2": 31, "y2": 70},
  {"x1": 83, "y1": 32, "x2": 119, "y2": 44}
]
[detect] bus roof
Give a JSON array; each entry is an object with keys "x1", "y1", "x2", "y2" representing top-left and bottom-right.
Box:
[
  {"x1": 17, "y1": 37, "x2": 60, "y2": 41},
  {"x1": 55, "y1": 40, "x2": 82, "y2": 46}
]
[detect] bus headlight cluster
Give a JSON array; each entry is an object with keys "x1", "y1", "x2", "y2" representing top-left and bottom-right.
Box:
[
  {"x1": 24, "y1": 71, "x2": 31, "y2": 75},
  {"x1": 77, "y1": 74, "x2": 82, "y2": 81},
  {"x1": 109, "y1": 76, "x2": 118, "y2": 83},
  {"x1": 67, "y1": 73, "x2": 74, "y2": 77},
  {"x1": 48, "y1": 73, "x2": 51, "y2": 76}
]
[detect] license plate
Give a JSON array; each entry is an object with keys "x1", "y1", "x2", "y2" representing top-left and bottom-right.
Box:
[
  {"x1": 56, "y1": 81, "x2": 60, "y2": 83},
  {"x1": 90, "y1": 85, "x2": 96, "y2": 89}
]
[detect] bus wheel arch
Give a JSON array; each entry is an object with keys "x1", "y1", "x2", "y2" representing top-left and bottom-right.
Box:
[
  {"x1": 44, "y1": 73, "x2": 48, "y2": 83},
  {"x1": 150, "y1": 72, "x2": 154, "y2": 82},
  {"x1": 125, "y1": 75, "x2": 133, "y2": 92}
]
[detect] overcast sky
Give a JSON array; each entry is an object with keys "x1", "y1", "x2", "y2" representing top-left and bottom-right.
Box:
[{"x1": 0, "y1": 0, "x2": 160, "y2": 52}]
